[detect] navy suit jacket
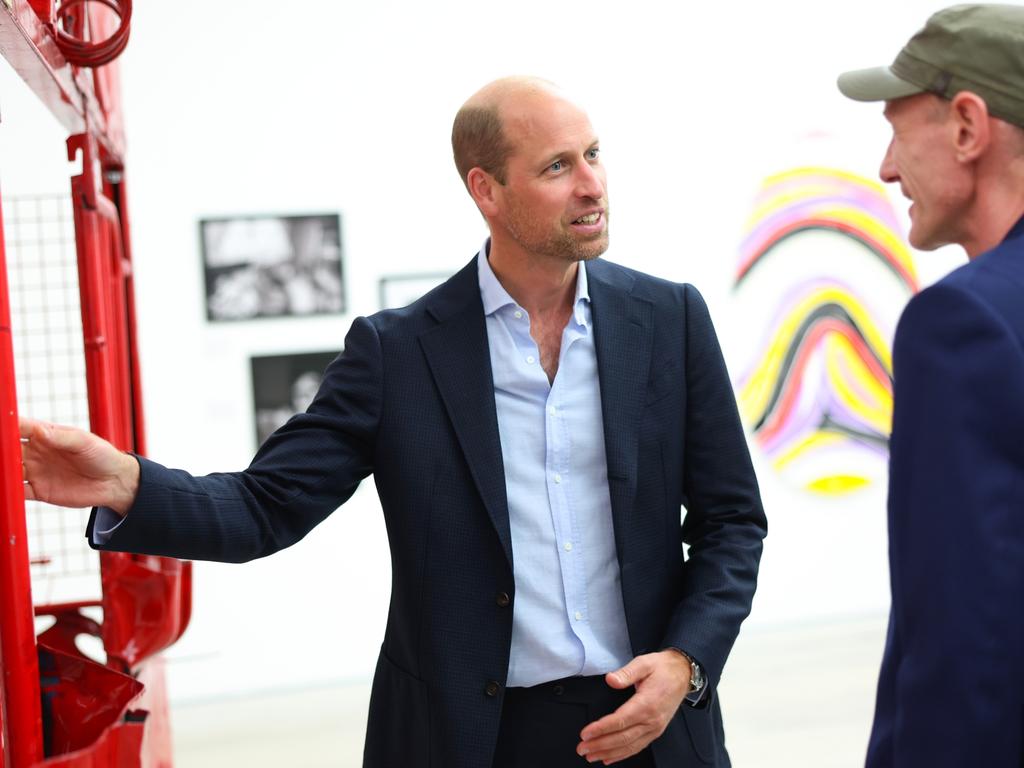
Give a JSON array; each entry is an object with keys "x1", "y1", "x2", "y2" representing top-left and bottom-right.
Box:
[
  {"x1": 867, "y1": 216, "x2": 1024, "y2": 767},
  {"x1": 89, "y1": 255, "x2": 766, "y2": 767}
]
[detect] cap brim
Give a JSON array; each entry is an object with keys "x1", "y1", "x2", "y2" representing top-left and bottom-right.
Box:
[{"x1": 837, "y1": 66, "x2": 924, "y2": 102}]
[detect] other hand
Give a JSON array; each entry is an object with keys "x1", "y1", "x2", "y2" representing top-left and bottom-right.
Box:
[
  {"x1": 577, "y1": 650, "x2": 691, "y2": 765},
  {"x1": 19, "y1": 417, "x2": 139, "y2": 514}
]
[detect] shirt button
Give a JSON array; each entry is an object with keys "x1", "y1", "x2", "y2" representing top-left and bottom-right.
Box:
[
  {"x1": 574, "y1": 611, "x2": 583, "y2": 621},
  {"x1": 553, "y1": 473, "x2": 562, "y2": 484},
  {"x1": 526, "y1": 355, "x2": 535, "y2": 364},
  {"x1": 514, "y1": 310, "x2": 523, "y2": 319},
  {"x1": 496, "y1": 591, "x2": 511, "y2": 608},
  {"x1": 547, "y1": 405, "x2": 557, "y2": 416},
  {"x1": 563, "y1": 542, "x2": 573, "y2": 552},
  {"x1": 485, "y1": 680, "x2": 502, "y2": 697}
]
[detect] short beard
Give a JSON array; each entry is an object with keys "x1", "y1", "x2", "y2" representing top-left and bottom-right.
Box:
[{"x1": 504, "y1": 200, "x2": 610, "y2": 263}]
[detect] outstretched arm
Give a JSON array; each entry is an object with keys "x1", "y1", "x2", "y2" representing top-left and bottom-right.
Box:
[
  {"x1": 20, "y1": 417, "x2": 139, "y2": 514},
  {"x1": 23, "y1": 315, "x2": 382, "y2": 564}
]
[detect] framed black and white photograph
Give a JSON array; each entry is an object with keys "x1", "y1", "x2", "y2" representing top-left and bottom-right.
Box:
[
  {"x1": 378, "y1": 272, "x2": 451, "y2": 310},
  {"x1": 201, "y1": 213, "x2": 345, "y2": 321},
  {"x1": 250, "y1": 350, "x2": 338, "y2": 445}
]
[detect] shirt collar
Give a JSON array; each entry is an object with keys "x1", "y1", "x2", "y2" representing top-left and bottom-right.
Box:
[
  {"x1": 476, "y1": 238, "x2": 591, "y2": 327},
  {"x1": 477, "y1": 240, "x2": 516, "y2": 316}
]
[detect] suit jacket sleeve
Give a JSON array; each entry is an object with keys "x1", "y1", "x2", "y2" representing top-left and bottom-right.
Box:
[
  {"x1": 86, "y1": 315, "x2": 383, "y2": 563},
  {"x1": 868, "y1": 282, "x2": 1024, "y2": 765},
  {"x1": 662, "y1": 284, "x2": 767, "y2": 690}
]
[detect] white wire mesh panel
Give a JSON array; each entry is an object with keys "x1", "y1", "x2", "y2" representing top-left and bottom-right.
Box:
[{"x1": 6, "y1": 194, "x2": 101, "y2": 608}]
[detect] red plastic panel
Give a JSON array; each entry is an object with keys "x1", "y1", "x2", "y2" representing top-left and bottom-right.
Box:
[
  {"x1": 100, "y1": 555, "x2": 191, "y2": 669},
  {"x1": 35, "y1": 642, "x2": 144, "y2": 766}
]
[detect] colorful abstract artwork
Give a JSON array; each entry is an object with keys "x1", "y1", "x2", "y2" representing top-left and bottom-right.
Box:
[{"x1": 732, "y1": 167, "x2": 918, "y2": 496}]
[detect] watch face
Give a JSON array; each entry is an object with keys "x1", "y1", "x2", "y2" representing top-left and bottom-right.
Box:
[{"x1": 690, "y1": 663, "x2": 705, "y2": 691}]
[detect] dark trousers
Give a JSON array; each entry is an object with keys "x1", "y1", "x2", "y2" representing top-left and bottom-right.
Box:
[{"x1": 493, "y1": 675, "x2": 656, "y2": 768}]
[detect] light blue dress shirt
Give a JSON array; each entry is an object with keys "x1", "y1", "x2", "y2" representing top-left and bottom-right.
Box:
[
  {"x1": 477, "y1": 245, "x2": 634, "y2": 688},
  {"x1": 94, "y1": 243, "x2": 647, "y2": 691}
]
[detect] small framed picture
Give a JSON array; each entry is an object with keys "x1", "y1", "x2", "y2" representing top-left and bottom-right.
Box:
[
  {"x1": 378, "y1": 272, "x2": 452, "y2": 310},
  {"x1": 201, "y1": 214, "x2": 344, "y2": 321},
  {"x1": 250, "y1": 350, "x2": 338, "y2": 445}
]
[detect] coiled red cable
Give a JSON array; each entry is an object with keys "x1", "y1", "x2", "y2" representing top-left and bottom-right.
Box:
[{"x1": 53, "y1": 0, "x2": 132, "y2": 67}]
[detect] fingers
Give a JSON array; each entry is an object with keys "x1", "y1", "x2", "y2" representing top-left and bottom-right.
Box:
[
  {"x1": 577, "y1": 721, "x2": 653, "y2": 763},
  {"x1": 21, "y1": 444, "x2": 37, "y2": 501},
  {"x1": 35, "y1": 420, "x2": 79, "y2": 452},
  {"x1": 17, "y1": 417, "x2": 59, "y2": 449},
  {"x1": 22, "y1": 419, "x2": 92, "y2": 461},
  {"x1": 20, "y1": 433, "x2": 31, "y2": 491},
  {"x1": 580, "y1": 652, "x2": 690, "y2": 763},
  {"x1": 20, "y1": 432, "x2": 37, "y2": 500},
  {"x1": 19, "y1": 417, "x2": 57, "y2": 453},
  {"x1": 604, "y1": 654, "x2": 651, "y2": 690},
  {"x1": 18, "y1": 416, "x2": 36, "y2": 440},
  {"x1": 20, "y1": 420, "x2": 42, "y2": 487},
  {"x1": 580, "y1": 695, "x2": 645, "y2": 742},
  {"x1": 19, "y1": 418, "x2": 68, "y2": 505}
]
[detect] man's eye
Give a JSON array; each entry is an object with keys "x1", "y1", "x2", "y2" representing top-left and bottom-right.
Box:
[
  {"x1": 587, "y1": 148, "x2": 600, "y2": 160},
  {"x1": 549, "y1": 160, "x2": 563, "y2": 172}
]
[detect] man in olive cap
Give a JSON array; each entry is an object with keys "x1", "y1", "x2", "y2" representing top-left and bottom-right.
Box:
[{"x1": 838, "y1": 4, "x2": 1024, "y2": 766}]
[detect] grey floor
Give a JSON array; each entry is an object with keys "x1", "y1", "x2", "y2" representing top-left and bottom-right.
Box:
[{"x1": 171, "y1": 615, "x2": 886, "y2": 767}]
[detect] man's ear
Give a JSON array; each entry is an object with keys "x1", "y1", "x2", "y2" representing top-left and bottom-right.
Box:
[
  {"x1": 950, "y1": 91, "x2": 992, "y2": 163},
  {"x1": 467, "y1": 167, "x2": 501, "y2": 217}
]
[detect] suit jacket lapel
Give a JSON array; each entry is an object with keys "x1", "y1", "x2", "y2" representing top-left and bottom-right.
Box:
[
  {"x1": 419, "y1": 258, "x2": 513, "y2": 568},
  {"x1": 587, "y1": 261, "x2": 653, "y2": 563}
]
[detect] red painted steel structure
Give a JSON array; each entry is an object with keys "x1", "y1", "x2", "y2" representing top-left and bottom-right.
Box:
[
  {"x1": 0, "y1": 2, "x2": 189, "y2": 766},
  {"x1": 0, "y1": 193, "x2": 46, "y2": 768}
]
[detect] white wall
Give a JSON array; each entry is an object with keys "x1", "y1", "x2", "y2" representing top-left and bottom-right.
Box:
[{"x1": 2, "y1": 0, "x2": 988, "y2": 703}]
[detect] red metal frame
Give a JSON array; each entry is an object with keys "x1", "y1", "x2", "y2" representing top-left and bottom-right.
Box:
[
  {"x1": 0, "y1": 2, "x2": 189, "y2": 766},
  {"x1": 0, "y1": 2, "x2": 122, "y2": 158},
  {"x1": 66, "y1": 133, "x2": 192, "y2": 672},
  {"x1": 68, "y1": 132, "x2": 132, "y2": 446},
  {"x1": 0, "y1": 191, "x2": 45, "y2": 768}
]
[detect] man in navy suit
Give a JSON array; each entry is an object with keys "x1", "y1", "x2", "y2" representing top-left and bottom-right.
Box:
[
  {"x1": 21, "y1": 77, "x2": 765, "y2": 767},
  {"x1": 838, "y1": 5, "x2": 1024, "y2": 766}
]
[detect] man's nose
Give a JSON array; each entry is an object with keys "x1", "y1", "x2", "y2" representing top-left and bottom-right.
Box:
[
  {"x1": 574, "y1": 161, "x2": 606, "y2": 200},
  {"x1": 879, "y1": 138, "x2": 898, "y2": 183}
]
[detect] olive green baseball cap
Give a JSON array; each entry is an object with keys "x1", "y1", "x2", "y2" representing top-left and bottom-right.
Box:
[{"x1": 837, "y1": 4, "x2": 1024, "y2": 129}]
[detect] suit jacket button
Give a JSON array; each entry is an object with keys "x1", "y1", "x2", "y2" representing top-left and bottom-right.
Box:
[
  {"x1": 496, "y1": 592, "x2": 511, "y2": 608},
  {"x1": 485, "y1": 681, "x2": 501, "y2": 697}
]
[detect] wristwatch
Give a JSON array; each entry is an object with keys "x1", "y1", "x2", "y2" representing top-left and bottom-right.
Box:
[
  {"x1": 678, "y1": 651, "x2": 705, "y2": 696},
  {"x1": 687, "y1": 656, "x2": 706, "y2": 696}
]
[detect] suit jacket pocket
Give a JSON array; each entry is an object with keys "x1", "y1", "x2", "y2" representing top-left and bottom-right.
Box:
[
  {"x1": 680, "y1": 701, "x2": 717, "y2": 764},
  {"x1": 364, "y1": 650, "x2": 431, "y2": 767}
]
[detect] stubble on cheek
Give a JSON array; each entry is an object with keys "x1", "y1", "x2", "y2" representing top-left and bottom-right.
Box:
[{"x1": 502, "y1": 195, "x2": 611, "y2": 262}]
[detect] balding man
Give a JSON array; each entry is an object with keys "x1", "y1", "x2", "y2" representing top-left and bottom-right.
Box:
[
  {"x1": 838, "y1": 5, "x2": 1024, "y2": 766},
  {"x1": 21, "y1": 78, "x2": 765, "y2": 767}
]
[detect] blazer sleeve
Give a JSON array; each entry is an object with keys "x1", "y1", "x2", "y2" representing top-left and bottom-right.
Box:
[
  {"x1": 869, "y1": 282, "x2": 1024, "y2": 766},
  {"x1": 662, "y1": 284, "x2": 767, "y2": 691},
  {"x1": 86, "y1": 315, "x2": 384, "y2": 563}
]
